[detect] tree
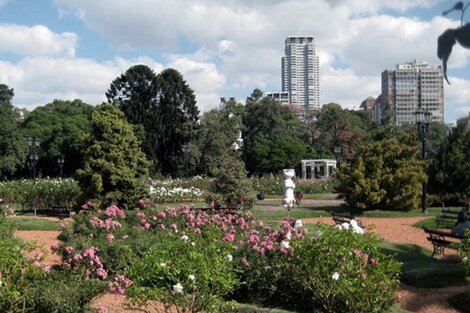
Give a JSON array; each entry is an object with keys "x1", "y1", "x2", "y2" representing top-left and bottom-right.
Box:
[
  {"x1": 0, "y1": 84, "x2": 27, "y2": 179},
  {"x1": 153, "y1": 68, "x2": 199, "y2": 177},
  {"x1": 336, "y1": 136, "x2": 426, "y2": 211},
  {"x1": 107, "y1": 66, "x2": 199, "y2": 177},
  {"x1": 429, "y1": 123, "x2": 470, "y2": 205},
  {"x1": 206, "y1": 153, "x2": 254, "y2": 210},
  {"x1": 106, "y1": 65, "x2": 159, "y2": 162},
  {"x1": 312, "y1": 103, "x2": 366, "y2": 160},
  {"x1": 251, "y1": 137, "x2": 307, "y2": 174},
  {"x1": 76, "y1": 104, "x2": 149, "y2": 208},
  {"x1": 21, "y1": 99, "x2": 93, "y2": 177},
  {"x1": 243, "y1": 96, "x2": 306, "y2": 173},
  {"x1": 193, "y1": 100, "x2": 245, "y2": 176}
]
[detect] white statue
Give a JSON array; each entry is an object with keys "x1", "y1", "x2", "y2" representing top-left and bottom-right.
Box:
[{"x1": 282, "y1": 169, "x2": 296, "y2": 210}]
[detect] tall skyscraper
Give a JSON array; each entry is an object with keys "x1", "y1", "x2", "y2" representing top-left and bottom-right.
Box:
[
  {"x1": 378, "y1": 59, "x2": 444, "y2": 125},
  {"x1": 281, "y1": 36, "x2": 320, "y2": 109}
]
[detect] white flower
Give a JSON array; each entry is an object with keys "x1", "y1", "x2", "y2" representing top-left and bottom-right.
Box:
[
  {"x1": 352, "y1": 225, "x2": 364, "y2": 235},
  {"x1": 341, "y1": 222, "x2": 350, "y2": 230},
  {"x1": 181, "y1": 235, "x2": 189, "y2": 241},
  {"x1": 294, "y1": 219, "x2": 303, "y2": 229},
  {"x1": 285, "y1": 231, "x2": 292, "y2": 241},
  {"x1": 350, "y1": 220, "x2": 358, "y2": 227},
  {"x1": 172, "y1": 283, "x2": 183, "y2": 293},
  {"x1": 160, "y1": 262, "x2": 166, "y2": 268},
  {"x1": 226, "y1": 254, "x2": 233, "y2": 262},
  {"x1": 280, "y1": 240, "x2": 290, "y2": 249},
  {"x1": 332, "y1": 272, "x2": 340, "y2": 281},
  {"x1": 463, "y1": 256, "x2": 468, "y2": 263},
  {"x1": 334, "y1": 224, "x2": 342, "y2": 230},
  {"x1": 191, "y1": 242, "x2": 196, "y2": 246},
  {"x1": 188, "y1": 274, "x2": 196, "y2": 281}
]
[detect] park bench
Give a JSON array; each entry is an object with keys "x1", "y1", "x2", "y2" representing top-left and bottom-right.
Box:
[
  {"x1": 423, "y1": 227, "x2": 468, "y2": 258},
  {"x1": 435, "y1": 209, "x2": 461, "y2": 228},
  {"x1": 331, "y1": 212, "x2": 363, "y2": 228},
  {"x1": 32, "y1": 205, "x2": 73, "y2": 220}
]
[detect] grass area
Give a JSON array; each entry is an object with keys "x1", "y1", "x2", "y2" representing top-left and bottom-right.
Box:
[
  {"x1": 413, "y1": 217, "x2": 440, "y2": 230},
  {"x1": 380, "y1": 242, "x2": 467, "y2": 288},
  {"x1": 10, "y1": 217, "x2": 61, "y2": 231}
]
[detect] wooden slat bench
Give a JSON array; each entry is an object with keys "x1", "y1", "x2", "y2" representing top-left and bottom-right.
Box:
[
  {"x1": 423, "y1": 227, "x2": 467, "y2": 258},
  {"x1": 331, "y1": 212, "x2": 363, "y2": 228},
  {"x1": 435, "y1": 209, "x2": 461, "y2": 228}
]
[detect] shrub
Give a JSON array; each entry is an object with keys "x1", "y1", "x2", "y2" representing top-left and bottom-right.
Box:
[
  {"x1": 460, "y1": 229, "x2": 470, "y2": 277},
  {"x1": 336, "y1": 137, "x2": 426, "y2": 211},
  {"x1": 237, "y1": 223, "x2": 401, "y2": 313},
  {"x1": 250, "y1": 175, "x2": 335, "y2": 195},
  {"x1": 206, "y1": 156, "x2": 255, "y2": 209},
  {"x1": 76, "y1": 104, "x2": 149, "y2": 208},
  {"x1": 0, "y1": 178, "x2": 81, "y2": 210},
  {"x1": 57, "y1": 204, "x2": 402, "y2": 313},
  {"x1": 126, "y1": 227, "x2": 239, "y2": 312}
]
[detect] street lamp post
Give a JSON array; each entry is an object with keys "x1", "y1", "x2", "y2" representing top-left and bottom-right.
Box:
[
  {"x1": 57, "y1": 155, "x2": 65, "y2": 178},
  {"x1": 334, "y1": 146, "x2": 342, "y2": 165},
  {"x1": 414, "y1": 107, "x2": 432, "y2": 214},
  {"x1": 182, "y1": 145, "x2": 190, "y2": 178},
  {"x1": 27, "y1": 137, "x2": 40, "y2": 179}
]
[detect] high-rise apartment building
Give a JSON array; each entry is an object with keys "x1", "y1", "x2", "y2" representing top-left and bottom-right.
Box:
[
  {"x1": 378, "y1": 59, "x2": 444, "y2": 125},
  {"x1": 281, "y1": 36, "x2": 320, "y2": 109}
]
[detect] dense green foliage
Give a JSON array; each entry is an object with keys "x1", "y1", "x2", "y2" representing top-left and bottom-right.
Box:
[
  {"x1": 243, "y1": 96, "x2": 307, "y2": 174},
  {"x1": 429, "y1": 123, "x2": 470, "y2": 205},
  {"x1": 0, "y1": 84, "x2": 28, "y2": 179},
  {"x1": 107, "y1": 65, "x2": 199, "y2": 177},
  {"x1": 0, "y1": 178, "x2": 81, "y2": 210},
  {"x1": 76, "y1": 104, "x2": 149, "y2": 207},
  {"x1": 21, "y1": 99, "x2": 93, "y2": 177},
  {"x1": 193, "y1": 100, "x2": 244, "y2": 176},
  {"x1": 336, "y1": 137, "x2": 426, "y2": 211},
  {"x1": 206, "y1": 156, "x2": 255, "y2": 209},
  {"x1": 56, "y1": 205, "x2": 401, "y2": 313},
  {"x1": 0, "y1": 215, "x2": 102, "y2": 312}
]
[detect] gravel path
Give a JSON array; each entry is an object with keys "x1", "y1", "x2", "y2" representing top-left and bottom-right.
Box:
[{"x1": 13, "y1": 215, "x2": 470, "y2": 313}]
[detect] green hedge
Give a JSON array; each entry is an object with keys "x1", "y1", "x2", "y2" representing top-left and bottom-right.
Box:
[{"x1": 0, "y1": 179, "x2": 81, "y2": 210}]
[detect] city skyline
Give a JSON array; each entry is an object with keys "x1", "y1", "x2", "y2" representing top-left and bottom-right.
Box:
[{"x1": 0, "y1": 1, "x2": 469, "y2": 122}]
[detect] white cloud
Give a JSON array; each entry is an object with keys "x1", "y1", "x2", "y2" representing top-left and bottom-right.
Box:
[
  {"x1": 0, "y1": 54, "x2": 226, "y2": 113},
  {"x1": 0, "y1": 24, "x2": 77, "y2": 57},
  {"x1": 37, "y1": 0, "x2": 470, "y2": 121},
  {"x1": 0, "y1": 56, "x2": 164, "y2": 110}
]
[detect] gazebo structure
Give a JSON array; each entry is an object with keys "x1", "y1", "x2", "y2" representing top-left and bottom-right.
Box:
[{"x1": 300, "y1": 159, "x2": 337, "y2": 179}]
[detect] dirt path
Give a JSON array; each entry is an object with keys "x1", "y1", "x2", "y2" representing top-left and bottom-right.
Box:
[{"x1": 13, "y1": 215, "x2": 470, "y2": 313}]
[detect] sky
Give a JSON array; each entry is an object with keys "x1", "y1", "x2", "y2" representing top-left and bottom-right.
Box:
[{"x1": 0, "y1": 0, "x2": 470, "y2": 123}]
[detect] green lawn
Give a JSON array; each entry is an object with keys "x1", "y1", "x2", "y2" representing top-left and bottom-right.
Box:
[
  {"x1": 380, "y1": 242, "x2": 467, "y2": 288},
  {"x1": 10, "y1": 217, "x2": 61, "y2": 231}
]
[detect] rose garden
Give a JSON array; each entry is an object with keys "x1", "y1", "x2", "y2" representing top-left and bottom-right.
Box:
[{"x1": 1, "y1": 30, "x2": 470, "y2": 311}]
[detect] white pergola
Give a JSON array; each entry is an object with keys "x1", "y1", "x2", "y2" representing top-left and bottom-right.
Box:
[{"x1": 301, "y1": 159, "x2": 337, "y2": 179}]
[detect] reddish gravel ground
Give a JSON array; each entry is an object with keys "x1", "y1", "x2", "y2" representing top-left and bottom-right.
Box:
[{"x1": 13, "y1": 214, "x2": 470, "y2": 313}]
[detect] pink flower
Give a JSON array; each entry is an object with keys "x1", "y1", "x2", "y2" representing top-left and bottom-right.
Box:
[
  {"x1": 144, "y1": 223, "x2": 151, "y2": 230},
  {"x1": 106, "y1": 233, "x2": 115, "y2": 243},
  {"x1": 96, "y1": 268, "x2": 108, "y2": 280},
  {"x1": 122, "y1": 235, "x2": 129, "y2": 240},
  {"x1": 170, "y1": 224, "x2": 178, "y2": 232},
  {"x1": 157, "y1": 211, "x2": 166, "y2": 219},
  {"x1": 50, "y1": 243, "x2": 60, "y2": 251},
  {"x1": 137, "y1": 198, "x2": 146, "y2": 207},
  {"x1": 65, "y1": 246, "x2": 74, "y2": 254},
  {"x1": 105, "y1": 205, "x2": 125, "y2": 218},
  {"x1": 136, "y1": 211, "x2": 145, "y2": 218},
  {"x1": 99, "y1": 307, "x2": 108, "y2": 313}
]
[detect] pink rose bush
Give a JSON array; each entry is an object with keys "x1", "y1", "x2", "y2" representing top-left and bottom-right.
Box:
[{"x1": 55, "y1": 203, "x2": 401, "y2": 313}]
